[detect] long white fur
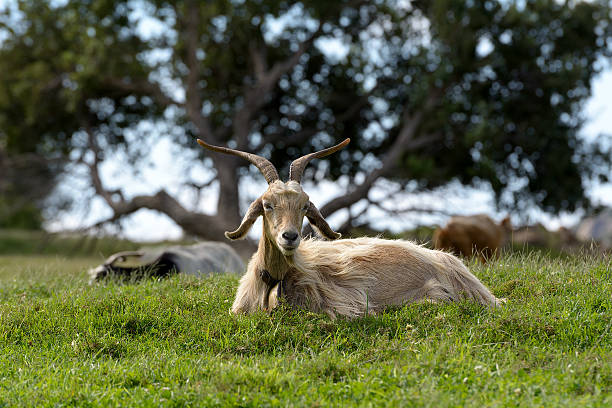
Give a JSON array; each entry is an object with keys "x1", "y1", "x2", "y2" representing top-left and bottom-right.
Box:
[
  {"x1": 233, "y1": 235, "x2": 503, "y2": 319},
  {"x1": 195, "y1": 142, "x2": 503, "y2": 319}
]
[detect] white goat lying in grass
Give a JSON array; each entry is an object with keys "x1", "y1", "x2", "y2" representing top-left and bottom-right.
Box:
[{"x1": 197, "y1": 138, "x2": 504, "y2": 318}]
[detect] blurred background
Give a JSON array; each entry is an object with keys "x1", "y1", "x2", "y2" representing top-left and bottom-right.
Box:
[{"x1": 1, "y1": 0, "x2": 611, "y2": 257}]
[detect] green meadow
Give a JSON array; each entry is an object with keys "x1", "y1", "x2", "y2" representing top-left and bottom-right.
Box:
[{"x1": 0, "y1": 232, "x2": 610, "y2": 407}]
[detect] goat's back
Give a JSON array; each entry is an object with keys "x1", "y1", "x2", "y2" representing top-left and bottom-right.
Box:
[
  {"x1": 290, "y1": 237, "x2": 501, "y2": 317},
  {"x1": 161, "y1": 242, "x2": 246, "y2": 275}
]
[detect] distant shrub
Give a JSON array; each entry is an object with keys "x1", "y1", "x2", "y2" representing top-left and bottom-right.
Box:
[{"x1": 0, "y1": 198, "x2": 43, "y2": 230}]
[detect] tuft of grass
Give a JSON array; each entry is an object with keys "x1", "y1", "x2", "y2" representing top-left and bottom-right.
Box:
[{"x1": 0, "y1": 250, "x2": 610, "y2": 406}]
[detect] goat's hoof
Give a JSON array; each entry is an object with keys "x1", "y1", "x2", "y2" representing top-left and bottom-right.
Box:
[{"x1": 496, "y1": 297, "x2": 508, "y2": 306}]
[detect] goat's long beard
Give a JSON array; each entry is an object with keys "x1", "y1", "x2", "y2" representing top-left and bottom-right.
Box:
[{"x1": 259, "y1": 234, "x2": 292, "y2": 280}]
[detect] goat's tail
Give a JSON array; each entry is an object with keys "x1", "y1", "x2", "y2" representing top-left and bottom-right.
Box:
[{"x1": 437, "y1": 253, "x2": 504, "y2": 307}]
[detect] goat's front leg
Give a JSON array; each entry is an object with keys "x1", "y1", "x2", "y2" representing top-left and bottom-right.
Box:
[{"x1": 231, "y1": 267, "x2": 269, "y2": 314}]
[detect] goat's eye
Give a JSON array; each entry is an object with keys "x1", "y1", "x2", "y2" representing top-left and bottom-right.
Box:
[
  {"x1": 263, "y1": 203, "x2": 273, "y2": 211},
  {"x1": 302, "y1": 204, "x2": 309, "y2": 212}
]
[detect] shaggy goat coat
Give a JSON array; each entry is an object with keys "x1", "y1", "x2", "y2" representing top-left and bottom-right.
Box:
[
  {"x1": 232, "y1": 237, "x2": 503, "y2": 318},
  {"x1": 194, "y1": 136, "x2": 503, "y2": 319}
]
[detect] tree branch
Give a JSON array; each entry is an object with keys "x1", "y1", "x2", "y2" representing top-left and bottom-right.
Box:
[
  {"x1": 336, "y1": 184, "x2": 453, "y2": 233},
  {"x1": 234, "y1": 26, "x2": 325, "y2": 149},
  {"x1": 80, "y1": 127, "x2": 254, "y2": 255},
  {"x1": 82, "y1": 128, "x2": 117, "y2": 210},
  {"x1": 183, "y1": 0, "x2": 216, "y2": 141},
  {"x1": 186, "y1": 176, "x2": 216, "y2": 207},
  {"x1": 318, "y1": 90, "x2": 443, "y2": 218},
  {"x1": 337, "y1": 202, "x2": 370, "y2": 234},
  {"x1": 249, "y1": 41, "x2": 267, "y2": 82}
]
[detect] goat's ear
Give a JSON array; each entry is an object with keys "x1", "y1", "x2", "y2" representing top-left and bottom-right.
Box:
[
  {"x1": 225, "y1": 198, "x2": 263, "y2": 240},
  {"x1": 500, "y1": 216, "x2": 512, "y2": 230},
  {"x1": 305, "y1": 201, "x2": 341, "y2": 240}
]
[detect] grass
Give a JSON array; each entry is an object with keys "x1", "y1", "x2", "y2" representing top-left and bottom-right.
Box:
[
  {"x1": 0, "y1": 240, "x2": 610, "y2": 406},
  {"x1": 0, "y1": 229, "x2": 197, "y2": 257}
]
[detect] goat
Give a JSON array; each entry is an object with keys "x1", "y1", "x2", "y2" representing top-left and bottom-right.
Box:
[
  {"x1": 433, "y1": 214, "x2": 512, "y2": 262},
  {"x1": 197, "y1": 138, "x2": 504, "y2": 318},
  {"x1": 89, "y1": 242, "x2": 245, "y2": 283}
]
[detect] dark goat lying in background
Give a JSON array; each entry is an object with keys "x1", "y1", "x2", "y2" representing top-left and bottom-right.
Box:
[
  {"x1": 89, "y1": 242, "x2": 245, "y2": 283},
  {"x1": 433, "y1": 215, "x2": 512, "y2": 262}
]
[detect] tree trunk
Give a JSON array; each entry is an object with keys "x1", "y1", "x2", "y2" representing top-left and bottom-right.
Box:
[
  {"x1": 168, "y1": 209, "x2": 256, "y2": 259},
  {"x1": 140, "y1": 191, "x2": 257, "y2": 259},
  {"x1": 213, "y1": 156, "x2": 242, "y2": 228}
]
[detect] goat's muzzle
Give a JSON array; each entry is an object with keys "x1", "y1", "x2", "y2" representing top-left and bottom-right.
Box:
[{"x1": 277, "y1": 230, "x2": 300, "y2": 255}]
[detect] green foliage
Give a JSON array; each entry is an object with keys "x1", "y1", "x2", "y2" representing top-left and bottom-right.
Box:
[
  {"x1": 0, "y1": 200, "x2": 42, "y2": 230},
  {"x1": 380, "y1": 0, "x2": 612, "y2": 212},
  {"x1": 0, "y1": 0, "x2": 165, "y2": 223},
  {"x1": 0, "y1": 1, "x2": 159, "y2": 154},
  {"x1": 1, "y1": 0, "x2": 611, "y2": 224},
  {"x1": 0, "y1": 252, "x2": 610, "y2": 406}
]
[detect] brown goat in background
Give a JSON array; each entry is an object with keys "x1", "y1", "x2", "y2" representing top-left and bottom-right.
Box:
[
  {"x1": 433, "y1": 215, "x2": 512, "y2": 262},
  {"x1": 197, "y1": 138, "x2": 504, "y2": 318}
]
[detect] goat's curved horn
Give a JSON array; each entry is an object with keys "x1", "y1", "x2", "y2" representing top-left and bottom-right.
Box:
[
  {"x1": 196, "y1": 139, "x2": 280, "y2": 184},
  {"x1": 289, "y1": 138, "x2": 350, "y2": 183}
]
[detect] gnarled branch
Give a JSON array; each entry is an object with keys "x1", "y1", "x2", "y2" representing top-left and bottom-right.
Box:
[
  {"x1": 235, "y1": 26, "x2": 325, "y2": 150},
  {"x1": 318, "y1": 91, "x2": 444, "y2": 218},
  {"x1": 81, "y1": 128, "x2": 255, "y2": 256}
]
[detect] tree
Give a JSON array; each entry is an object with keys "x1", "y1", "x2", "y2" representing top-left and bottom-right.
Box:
[{"x1": 0, "y1": 0, "x2": 610, "y2": 251}]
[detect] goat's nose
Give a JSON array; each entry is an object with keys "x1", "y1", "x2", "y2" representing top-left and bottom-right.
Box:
[{"x1": 282, "y1": 231, "x2": 299, "y2": 242}]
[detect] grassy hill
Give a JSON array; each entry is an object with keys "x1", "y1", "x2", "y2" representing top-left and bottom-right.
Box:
[
  {"x1": 0, "y1": 229, "x2": 201, "y2": 258},
  {"x1": 0, "y1": 229, "x2": 140, "y2": 257},
  {"x1": 0, "y1": 231, "x2": 610, "y2": 406}
]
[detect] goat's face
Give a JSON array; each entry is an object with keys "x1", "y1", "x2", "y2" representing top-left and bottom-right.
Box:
[
  {"x1": 261, "y1": 181, "x2": 309, "y2": 255},
  {"x1": 196, "y1": 137, "x2": 348, "y2": 254},
  {"x1": 223, "y1": 180, "x2": 341, "y2": 256}
]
